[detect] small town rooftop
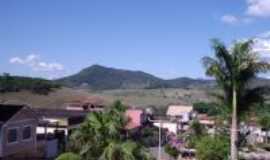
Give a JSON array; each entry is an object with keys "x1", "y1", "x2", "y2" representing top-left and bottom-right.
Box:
[{"x1": 166, "y1": 105, "x2": 193, "y2": 116}]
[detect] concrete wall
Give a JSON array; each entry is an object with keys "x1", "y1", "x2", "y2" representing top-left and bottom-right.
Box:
[
  {"x1": 1, "y1": 107, "x2": 38, "y2": 158},
  {"x1": 154, "y1": 122, "x2": 178, "y2": 134},
  {"x1": 1, "y1": 119, "x2": 37, "y2": 157}
]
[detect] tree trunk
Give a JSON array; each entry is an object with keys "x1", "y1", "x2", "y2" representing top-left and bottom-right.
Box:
[{"x1": 231, "y1": 86, "x2": 238, "y2": 160}]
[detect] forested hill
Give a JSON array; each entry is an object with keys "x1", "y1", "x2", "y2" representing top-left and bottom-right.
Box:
[
  {"x1": 56, "y1": 65, "x2": 214, "y2": 90},
  {"x1": 0, "y1": 73, "x2": 61, "y2": 95}
]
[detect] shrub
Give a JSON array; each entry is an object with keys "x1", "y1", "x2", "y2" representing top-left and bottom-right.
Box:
[
  {"x1": 193, "y1": 102, "x2": 220, "y2": 116},
  {"x1": 164, "y1": 144, "x2": 180, "y2": 159},
  {"x1": 56, "y1": 152, "x2": 81, "y2": 160},
  {"x1": 185, "y1": 120, "x2": 206, "y2": 148},
  {"x1": 195, "y1": 135, "x2": 229, "y2": 160}
]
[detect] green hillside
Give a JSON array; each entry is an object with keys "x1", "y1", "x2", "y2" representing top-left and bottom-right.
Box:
[
  {"x1": 0, "y1": 73, "x2": 60, "y2": 95},
  {"x1": 57, "y1": 65, "x2": 213, "y2": 90}
]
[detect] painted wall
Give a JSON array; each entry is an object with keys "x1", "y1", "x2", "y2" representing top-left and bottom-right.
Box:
[{"x1": 154, "y1": 122, "x2": 178, "y2": 134}]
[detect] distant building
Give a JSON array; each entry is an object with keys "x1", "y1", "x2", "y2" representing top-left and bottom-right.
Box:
[
  {"x1": 65, "y1": 96, "x2": 104, "y2": 112},
  {"x1": 34, "y1": 108, "x2": 88, "y2": 136},
  {"x1": 153, "y1": 121, "x2": 179, "y2": 134},
  {"x1": 125, "y1": 109, "x2": 144, "y2": 130},
  {"x1": 0, "y1": 104, "x2": 38, "y2": 158},
  {"x1": 166, "y1": 105, "x2": 193, "y2": 123},
  {"x1": 197, "y1": 114, "x2": 215, "y2": 134}
]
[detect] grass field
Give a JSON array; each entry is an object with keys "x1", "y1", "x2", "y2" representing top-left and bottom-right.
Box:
[
  {"x1": 0, "y1": 87, "x2": 213, "y2": 111},
  {"x1": 91, "y1": 88, "x2": 212, "y2": 107}
]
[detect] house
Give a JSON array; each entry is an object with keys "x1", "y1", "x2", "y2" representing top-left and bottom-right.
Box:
[
  {"x1": 65, "y1": 96, "x2": 104, "y2": 112},
  {"x1": 0, "y1": 104, "x2": 38, "y2": 158},
  {"x1": 153, "y1": 121, "x2": 179, "y2": 134},
  {"x1": 197, "y1": 114, "x2": 215, "y2": 134},
  {"x1": 33, "y1": 108, "x2": 89, "y2": 158},
  {"x1": 166, "y1": 105, "x2": 193, "y2": 123},
  {"x1": 34, "y1": 108, "x2": 88, "y2": 136},
  {"x1": 125, "y1": 109, "x2": 144, "y2": 130}
]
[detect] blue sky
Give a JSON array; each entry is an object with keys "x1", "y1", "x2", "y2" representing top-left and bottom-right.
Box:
[{"x1": 1, "y1": 0, "x2": 270, "y2": 79}]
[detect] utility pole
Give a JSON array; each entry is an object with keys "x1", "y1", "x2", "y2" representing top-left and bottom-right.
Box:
[{"x1": 148, "y1": 118, "x2": 163, "y2": 160}]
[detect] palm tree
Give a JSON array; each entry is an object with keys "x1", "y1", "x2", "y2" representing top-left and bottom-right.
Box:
[
  {"x1": 100, "y1": 140, "x2": 152, "y2": 160},
  {"x1": 69, "y1": 101, "x2": 153, "y2": 160},
  {"x1": 202, "y1": 39, "x2": 270, "y2": 160}
]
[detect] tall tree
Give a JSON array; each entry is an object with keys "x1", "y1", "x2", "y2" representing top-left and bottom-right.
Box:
[{"x1": 202, "y1": 39, "x2": 270, "y2": 160}]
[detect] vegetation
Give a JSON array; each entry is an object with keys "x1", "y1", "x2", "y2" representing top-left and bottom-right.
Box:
[
  {"x1": 164, "y1": 144, "x2": 180, "y2": 159},
  {"x1": 185, "y1": 120, "x2": 206, "y2": 148},
  {"x1": 195, "y1": 135, "x2": 229, "y2": 160},
  {"x1": 128, "y1": 126, "x2": 167, "y2": 147},
  {"x1": 0, "y1": 73, "x2": 60, "y2": 95},
  {"x1": 258, "y1": 114, "x2": 270, "y2": 143},
  {"x1": 56, "y1": 152, "x2": 81, "y2": 160},
  {"x1": 258, "y1": 115, "x2": 270, "y2": 131},
  {"x1": 193, "y1": 102, "x2": 221, "y2": 116},
  {"x1": 68, "y1": 101, "x2": 153, "y2": 160},
  {"x1": 202, "y1": 39, "x2": 270, "y2": 159}
]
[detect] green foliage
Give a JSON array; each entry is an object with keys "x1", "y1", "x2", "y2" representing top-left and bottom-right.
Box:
[
  {"x1": 259, "y1": 115, "x2": 270, "y2": 130},
  {"x1": 254, "y1": 103, "x2": 270, "y2": 116},
  {"x1": 193, "y1": 102, "x2": 221, "y2": 116},
  {"x1": 185, "y1": 120, "x2": 206, "y2": 148},
  {"x1": 0, "y1": 73, "x2": 60, "y2": 95},
  {"x1": 129, "y1": 126, "x2": 167, "y2": 147},
  {"x1": 190, "y1": 120, "x2": 206, "y2": 136},
  {"x1": 164, "y1": 144, "x2": 180, "y2": 159},
  {"x1": 69, "y1": 101, "x2": 153, "y2": 160},
  {"x1": 195, "y1": 135, "x2": 229, "y2": 160},
  {"x1": 56, "y1": 152, "x2": 81, "y2": 160},
  {"x1": 202, "y1": 39, "x2": 270, "y2": 114}
]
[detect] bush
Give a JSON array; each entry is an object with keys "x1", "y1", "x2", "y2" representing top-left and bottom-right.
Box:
[
  {"x1": 56, "y1": 152, "x2": 81, "y2": 160},
  {"x1": 164, "y1": 144, "x2": 180, "y2": 159},
  {"x1": 193, "y1": 102, "x2": 220, "y2": 116},
  {"x1": 195, "y1": 135, "x2": 229, "y2": 160},
  {"x1": 185, "y1": 120, "x2": 206, "y2": 148}
]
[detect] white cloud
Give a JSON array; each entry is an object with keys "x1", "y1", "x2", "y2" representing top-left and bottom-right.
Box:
[
  {"x1": 221, "y1": 15, "x2": 253, "y2": 25},
  {"x1": 246, "y1": 0, "x2": 270, "y2": 18},
  {"x1": 221, "y1": 15, "x2": 239, "y2": 24},
  {"x1": 221, "y1": 0, "x2": 270, "y2": 25},
  {"x1": 9, "y1": 54, "x2": 64, "y2": 72},
  {"x1": 253, "y1": 31, "x2": 270, "y2": 58},
  {"x1": 10, "y1": 57, "x2": 25, "y2": 64}
]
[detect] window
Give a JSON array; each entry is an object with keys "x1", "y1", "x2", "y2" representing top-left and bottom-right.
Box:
[
  {"x1": 22, "y1": 126, "x2": 31, "y2": 140},
  {"x1": 7, "y1": 128, "x2": 17, "y2": 143}
]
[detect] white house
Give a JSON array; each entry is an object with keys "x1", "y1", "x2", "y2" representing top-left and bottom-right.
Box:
[{"x1": 166, "y1": 105, "x2": 193, "y2": 123}]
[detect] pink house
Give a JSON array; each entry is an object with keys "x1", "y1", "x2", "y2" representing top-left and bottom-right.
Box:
[{"x1": 125, "y1": 109, "x2": 143, "y2": 130}]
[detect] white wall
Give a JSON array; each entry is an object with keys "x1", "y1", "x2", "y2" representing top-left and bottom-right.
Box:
[
  {"x1": 37, "y1": 127, "x2": 68, "y2": 136},
  {"x1": 154, "y1": 122, "x2": 178, "y2": 134}
]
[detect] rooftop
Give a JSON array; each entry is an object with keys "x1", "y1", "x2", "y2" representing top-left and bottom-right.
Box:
[
  {"x1": 0, "y1": 104, "x2": 24, "y2": 123},
  {"x1": 33, "y1": 108, "x2": 89, "y2": 119},
  {"x1": 166, "y1": 105, "x2": 193, "y2": 116}
]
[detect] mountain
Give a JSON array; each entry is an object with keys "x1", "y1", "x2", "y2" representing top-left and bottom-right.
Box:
[
  {"x1": 57, "y1": 65, "x2": 214, "y2": 90},
  {"x1": 165, "y1": 77, "x2": 215, "y2": 89}
]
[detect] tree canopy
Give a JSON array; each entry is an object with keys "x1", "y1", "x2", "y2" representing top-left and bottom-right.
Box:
[
  {"x1": 0, "y1": 73, "x2": 60, "y2": 95},
  {"x1": 69, "y1": 101, "x2": 153, "y2": 160}
]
